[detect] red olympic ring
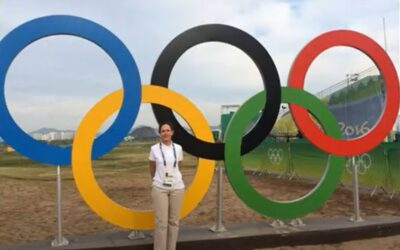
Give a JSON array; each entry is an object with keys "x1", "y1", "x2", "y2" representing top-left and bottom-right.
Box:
[{"x1": 288, "y1": 30, "x2": 399, "y2": 156}]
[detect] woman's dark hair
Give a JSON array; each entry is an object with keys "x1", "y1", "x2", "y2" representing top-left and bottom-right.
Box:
[{"x1": 158, "y1": 121, "x2": 174, "y2": 133}]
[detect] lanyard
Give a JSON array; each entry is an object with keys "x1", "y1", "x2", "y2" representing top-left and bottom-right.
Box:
[{"x1": 159, "y1": 142, "x2": 177, "y2": 168}]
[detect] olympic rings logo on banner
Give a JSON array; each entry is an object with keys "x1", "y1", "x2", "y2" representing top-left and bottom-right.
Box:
[
  {"x1": 345, "y1": 153, "x2": 372, "y2": 175},
  {"x1": 268, "y1": 148, "x2": 284, "y2": 165},
  {"x1": 0, "y1": 15, "x2": 398, "y2": 229}
]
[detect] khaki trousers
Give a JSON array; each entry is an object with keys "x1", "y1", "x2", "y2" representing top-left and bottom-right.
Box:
[{"x1": 152, "y1": 186, "x2": 184, "y2": 250}]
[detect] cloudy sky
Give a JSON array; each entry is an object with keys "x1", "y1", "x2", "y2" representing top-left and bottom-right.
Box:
[{"x1": 0, "y1": 0, "x2": 398, "y2": 133}]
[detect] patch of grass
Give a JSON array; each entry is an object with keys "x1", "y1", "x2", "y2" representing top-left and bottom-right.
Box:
[{"x1": 0, "y1": 140, "x2": 199, "y2": 180}]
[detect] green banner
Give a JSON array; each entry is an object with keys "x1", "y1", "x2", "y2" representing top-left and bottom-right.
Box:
[{"x1": 242, "y1": 139, "x2": 400, "y2": 191}]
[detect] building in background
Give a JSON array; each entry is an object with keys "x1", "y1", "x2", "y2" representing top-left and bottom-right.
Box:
[{"x1": 61, "y1": 131, "x2": 74, "y2": 140}]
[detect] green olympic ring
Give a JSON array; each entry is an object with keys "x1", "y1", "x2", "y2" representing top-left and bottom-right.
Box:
[{"x1": 224, "y1": 87, "x2": 345, "y2": 219}]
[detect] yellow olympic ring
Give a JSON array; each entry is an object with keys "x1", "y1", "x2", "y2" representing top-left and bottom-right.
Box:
[{"x1": 71, "y1": 85, "x2": 215, "y2": 229}]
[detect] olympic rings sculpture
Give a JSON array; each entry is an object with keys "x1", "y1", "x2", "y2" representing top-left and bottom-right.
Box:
[{"x1": 0, "y1": 15, "x2": 398, "y2": 229}]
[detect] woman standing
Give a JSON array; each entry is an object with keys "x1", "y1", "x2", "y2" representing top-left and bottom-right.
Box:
[{"x1": 149, "y1": 121, "x2": 185, "y2": 250}]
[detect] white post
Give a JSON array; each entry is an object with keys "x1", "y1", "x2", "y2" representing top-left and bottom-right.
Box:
[
  {"x1": 350, "y1": 157, "x2": 363, "y2": 222},
  {"x1": 51, "y1": 165, "x2": 69, "y2": 247},
  {"x1": 210, "y1": 165, "x2": 226, "y2": 232}
]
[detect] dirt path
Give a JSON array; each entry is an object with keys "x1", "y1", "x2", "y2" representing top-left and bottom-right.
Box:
[{"x1": 0, "y1": 169, "x2": 399, "y2": 248}]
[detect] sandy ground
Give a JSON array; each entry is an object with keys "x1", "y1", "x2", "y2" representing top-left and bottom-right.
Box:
[{"x1": 0, "y1": 168, "x2": 399, "y2": 249}]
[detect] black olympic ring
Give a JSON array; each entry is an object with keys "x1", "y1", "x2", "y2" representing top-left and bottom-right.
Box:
[{"x1": 151, "y1": 24, "x2": 281, "y2": 160}]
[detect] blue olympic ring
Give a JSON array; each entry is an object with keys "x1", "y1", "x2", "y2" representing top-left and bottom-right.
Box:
[{"x1": 0, "y1": 15, "x2": 141, "y2": 165}]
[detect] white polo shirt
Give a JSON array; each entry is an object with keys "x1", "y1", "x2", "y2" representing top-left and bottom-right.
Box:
[{"x1": 149, "y1": 142, "x2": 184, "y2": 190}]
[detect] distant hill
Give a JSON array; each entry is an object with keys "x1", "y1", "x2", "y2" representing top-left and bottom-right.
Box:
[
  {"x1": 130, "y1": 126, "x2": 158, "y2": 139},
  {"x1": 30, "y1": 128, "x2": 60, "y2": 134},
  {"x1": 30, "y1": 128, "x2": 75, "y2": 134}
]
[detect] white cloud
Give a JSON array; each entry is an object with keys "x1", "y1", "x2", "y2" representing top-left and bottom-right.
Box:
[{"x1": 0, "y1": 0, "x2": 398, "y2": 132}]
